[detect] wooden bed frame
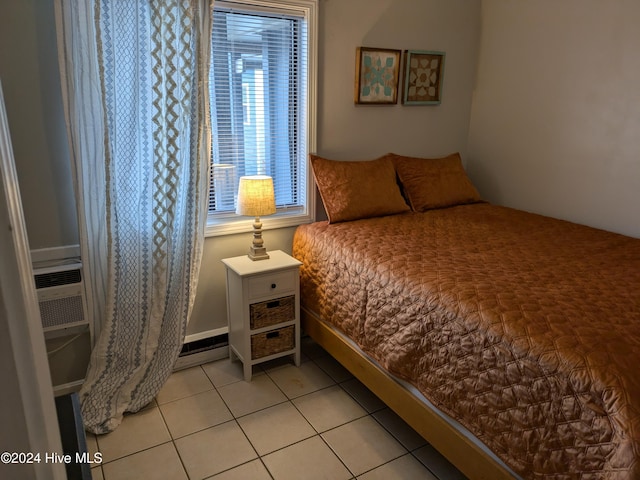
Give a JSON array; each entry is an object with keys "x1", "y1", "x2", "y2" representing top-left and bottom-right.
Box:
[{"x1": 302, "y1": 307, "x2": 518, "y2": 480}]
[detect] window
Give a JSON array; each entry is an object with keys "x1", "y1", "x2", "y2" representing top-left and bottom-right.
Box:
[{"x1": 206, "y1": 0, "x2": 317, "y2": 235}]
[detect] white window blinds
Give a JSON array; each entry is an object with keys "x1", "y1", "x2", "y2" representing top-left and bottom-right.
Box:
[{"x1": 208, "y1": 2, "x2": 309, "y2": 222}]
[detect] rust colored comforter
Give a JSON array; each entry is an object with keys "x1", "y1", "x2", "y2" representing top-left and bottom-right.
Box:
[{"x1": 292, "y1": 203, "x2": 640, "y2": 479}]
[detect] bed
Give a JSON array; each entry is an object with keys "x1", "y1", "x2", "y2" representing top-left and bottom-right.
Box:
[{"x1": 292, "y1": 152, "x2": 640, "y2": 480}]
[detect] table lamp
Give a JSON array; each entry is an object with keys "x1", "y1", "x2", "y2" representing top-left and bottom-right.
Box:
[{"x1": 236, "y1": 175, "x2": 276, "y2": 260}]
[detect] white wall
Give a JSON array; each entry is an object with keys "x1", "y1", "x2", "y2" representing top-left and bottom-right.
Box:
[
  {"x1": 7, "y1": 0, "x2": 639, "y2": 340},
  {"x1": 188, "y1": 0, "x2": 482, "y2": 335},
  {"x1": 0, "y1": 0, "x2": 78, "y2": 249},
  {"x1": 0, "y1": 0, "x2": 481, "y2": 341},
  {"x1": 317, "y1": 0, "x2": 480, "y2": 160},
  {"x1": 468, "y1": 0, "x2": 640, "y2": 238}
]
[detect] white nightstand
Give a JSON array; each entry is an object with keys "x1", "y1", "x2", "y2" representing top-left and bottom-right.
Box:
[{"x1": 222, "y1": 250, "x2": 302, "y2": 381}]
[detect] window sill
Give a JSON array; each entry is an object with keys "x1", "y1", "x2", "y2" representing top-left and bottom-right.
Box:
[{"x1": 205, "y1": 211, "x2": 314, "y2": 237}]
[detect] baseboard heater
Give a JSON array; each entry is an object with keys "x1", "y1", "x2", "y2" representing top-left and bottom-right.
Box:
[{"x1": 174, "y1": 329, "x2": 229, "y2": 371}]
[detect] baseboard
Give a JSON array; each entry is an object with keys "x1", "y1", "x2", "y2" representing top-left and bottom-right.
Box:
[
  {"x1": 183, "y1": 327, "x2": 228, "y2": 345},
  {"x1": 53, "y1": 379, "x2": 84, "y2": 397},
  {"x1": 51, "y1": 330, "x2": 231, "y2": 393},
  {"x1": 174, "y1": 329, "x2": 230, "y2": 371},
  {"x1": 173, "y1": 346, "x2": 229, "y2": 371}
]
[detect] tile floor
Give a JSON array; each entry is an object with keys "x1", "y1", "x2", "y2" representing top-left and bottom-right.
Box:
[{"x1": 86, "y1": 337, "x2": 468, "y2": 480}]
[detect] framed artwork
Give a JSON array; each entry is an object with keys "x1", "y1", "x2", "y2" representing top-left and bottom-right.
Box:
[
  {"x1": 402, "y1": 50, "x2": 445, "y2": 105},
  {"x1": 354, "y1": 47, "x2": 401, "y2": 105}
]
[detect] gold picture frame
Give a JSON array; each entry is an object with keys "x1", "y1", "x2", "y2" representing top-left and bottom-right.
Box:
[
  {"x1": 354, "y1": 47, "x2": 401, "y2": 105},
  {"x1": 401, "y1": 50, "x2": 445, "y2": 105}
]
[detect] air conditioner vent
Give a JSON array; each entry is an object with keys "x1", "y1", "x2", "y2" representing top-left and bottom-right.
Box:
[
  {"x1": 39, "y1": 295, "x2": 85, "y2": 328},
  {"x1": 35, "y1": 268, "x2": 82, "y2": 289},
  {"x1": 33, "y1": 262, "x2": 87, "y2": 337}
]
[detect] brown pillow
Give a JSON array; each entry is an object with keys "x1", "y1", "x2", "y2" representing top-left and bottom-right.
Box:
[
  {"x1": 387, "y1": 152, "x2": 481, "y2": 211},
  {"x1": 310, "y1": 154, "x2": 410, "y2": 223}
]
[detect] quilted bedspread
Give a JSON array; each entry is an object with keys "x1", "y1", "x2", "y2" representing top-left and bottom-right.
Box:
[{"x1": 292, "y1": 203, "x2": 640, "y2": 479}]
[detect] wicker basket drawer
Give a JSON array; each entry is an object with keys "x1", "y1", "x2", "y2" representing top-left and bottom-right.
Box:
[
  {"x1": 251, "y1": 325, "x2": 295, "y2": 360},
  {"x1": 250, "y1": 295, "x2": 295, "y2": 330}
]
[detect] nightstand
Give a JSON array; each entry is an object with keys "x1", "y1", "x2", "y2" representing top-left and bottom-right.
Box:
[{"x1": 222, "y1": 250, "x2": 302, "y2": 381}]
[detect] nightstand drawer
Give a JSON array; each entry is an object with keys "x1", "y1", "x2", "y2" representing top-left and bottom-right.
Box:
[
  {"x1": 250, "y1": 295, "x2": 295, "y2": 330},
  {"x1": 251, "y1": 325, "x2": 295, "y2": 360},
  {"x1": 247, "y1": 270, "x2": 296, "y2": 300}
]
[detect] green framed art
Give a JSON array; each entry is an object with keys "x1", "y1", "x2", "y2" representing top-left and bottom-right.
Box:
[
  {"x1": 402, "y1": 50, "x2": 445, "y2": 105},
  {"x1": 354, "y1": 47, "x2": 401, "y2": 105}
]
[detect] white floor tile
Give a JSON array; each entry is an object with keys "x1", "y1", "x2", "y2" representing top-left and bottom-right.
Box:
[
  {"x1": 357, "y1": 454, "x2": 438, "y2": 480},
  {"x1": 266, "y1": 361, "x2": 335, "y2": 399},
  {"x1": 238, "y1": 402, "x2": 316, "y2": 455},
  {"x1": 85, "y1": 432, "x2": 99, "y2": 459},
  {"x1": 87, "y1": 340, "x2": 460, "y2": 480},
  {"x1": 155, "y1": 365, "x2": 213, "y2": 405},
  {"x1": 96, "y1": 406, "x2": 170, "y2": 462},
  {"x1": 91, "y1": 466, "x2": 104, "y2": 480},
  {"x1": 217, "y1": 373, "x2": 288, "y2": 417},
  {"x1": 340, "y1": 378, "x2": 386, "y2": 413},
  {"x1": 322, "y1": 416, "x2": 407, "y2": 476},
  {"x1": 102, "y1": 442, "x2": 187, "y2": 480},
  {"x1": 175, "y1": 421, "x2": 257, "y2": 479},
  {"x1": 372, "y1": 408, "x2": 427, "y2": 451},
  {"x1": 201, "y1": 357, "x2": 245, "y2": 387},
  {"x1": 160, "y1": 389, "x2": 233, "y2": 438},
  {"x1": 262, "y1": 436, "x2": 352, "y2": 480},
  {"x1": 293, "y1": 384, "x2": 366, "y2": 432},
  {"x1": 210, "y1": 459, "x2": 272, "y2": 480},
  {"x1": 313, "y1": 354, "x2": 354, "y2": 383}
]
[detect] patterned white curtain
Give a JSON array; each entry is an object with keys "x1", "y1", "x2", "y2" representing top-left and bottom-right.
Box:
[{"x1": 55, "y1": 0, "x2": 212, "y2": 434}]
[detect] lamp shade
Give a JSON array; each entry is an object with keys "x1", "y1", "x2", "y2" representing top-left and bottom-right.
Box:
[{"x1": 236, "y1": 175, "x2": 276, "y2": 217}]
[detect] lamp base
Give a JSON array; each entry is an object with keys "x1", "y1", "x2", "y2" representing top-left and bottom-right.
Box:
[
  {"x1": 248, "y1": 246, "x2": 269, "y2": 261},
  {"x1": 247, "y1": 216, "x2": 270, "y2": 260}
]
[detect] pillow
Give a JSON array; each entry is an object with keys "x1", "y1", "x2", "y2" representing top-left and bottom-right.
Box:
[
  {"x1": 387, "y1": 152, "x2": 481, "y2": 211},
  {"x1": 310, "y1": 154, "x2": 410, "y2": 223}
]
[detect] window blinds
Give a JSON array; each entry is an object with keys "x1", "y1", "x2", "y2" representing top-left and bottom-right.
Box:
[{"x1": 208, "y1": 6, "x2": 308, "y2": 218}]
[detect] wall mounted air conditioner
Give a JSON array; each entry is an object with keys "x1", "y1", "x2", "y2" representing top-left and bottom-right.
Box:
[{"x1": 34, "y1": 262, "x2": 88, "y2": 339}]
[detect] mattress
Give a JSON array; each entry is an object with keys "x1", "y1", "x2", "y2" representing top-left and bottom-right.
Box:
[{"x1": 292, "y1": 203, "x2": 640, "y2": 479}]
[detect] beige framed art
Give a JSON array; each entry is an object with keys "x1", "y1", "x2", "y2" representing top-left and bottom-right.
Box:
[
  {"x1": 354, "y1": 47, "x2": 401, "y2": 105},
  {"x1": 402, "y1": 50, "x2": 445, "y2": 105}
]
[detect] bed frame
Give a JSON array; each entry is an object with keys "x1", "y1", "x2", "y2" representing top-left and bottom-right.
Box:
[{"x1": 302, "y1": 307, "x2": 518, "y2": 480}]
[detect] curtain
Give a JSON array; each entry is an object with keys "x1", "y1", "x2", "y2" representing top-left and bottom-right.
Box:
[{"x1": 55, "y1": 0, "x2": 212, "y2": 434}]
